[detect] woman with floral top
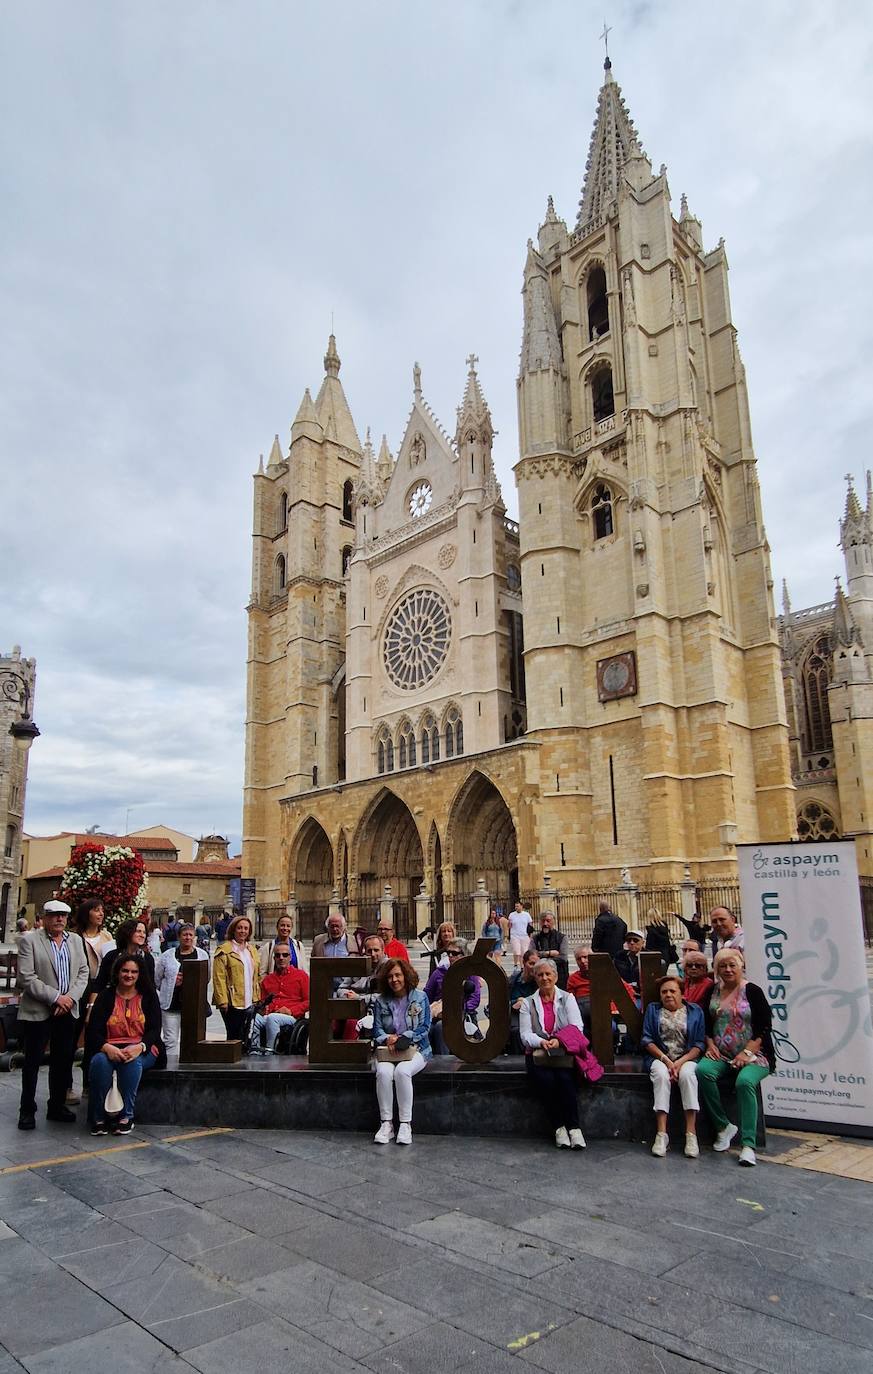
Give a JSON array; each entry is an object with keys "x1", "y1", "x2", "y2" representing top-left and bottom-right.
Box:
[
  {"x1": 371, "y1": 958, "x2": 431, "y2": 1146},
  {"x1": 696, "y1": 948, "x2": 774, "y2": 1167},
  {"x1": 642, "y1": 975, "x2": 705, "y2": 1159}
]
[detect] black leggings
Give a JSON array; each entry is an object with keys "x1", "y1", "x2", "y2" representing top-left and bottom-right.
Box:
[
  {"x1": 220, "y1": 1006, "x2": 251, "y2": 1043},
  {"x1": 525, "y1": 1056, "x2": 580, "y2": 1130}
]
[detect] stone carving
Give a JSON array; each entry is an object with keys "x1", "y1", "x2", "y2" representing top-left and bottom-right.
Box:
[
  {"x1": 438, "y1": 543, "x2": 457, "y2": 569},
  {"x1": 410, "y1": 432, "x2": 425, "y2": 467},
  {"x1": 517, "y1": 455, "x2": 584, "y2": 482},
  {"x1": 375, "y1": 575, "x2": 389, "y2": 599}
]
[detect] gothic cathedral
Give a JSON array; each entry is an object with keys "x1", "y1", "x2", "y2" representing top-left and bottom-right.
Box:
[{"x1": 242, "y1": 59, "x2": 800, "y2": 921}]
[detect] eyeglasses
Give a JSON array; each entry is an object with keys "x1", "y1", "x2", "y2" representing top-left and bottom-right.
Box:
[
  {"x1": 274, "y1": 954, "x2": 291, "y2": 962},
  {"x1": 447, "y1": 950, "x2": 463, "y2": 958}
]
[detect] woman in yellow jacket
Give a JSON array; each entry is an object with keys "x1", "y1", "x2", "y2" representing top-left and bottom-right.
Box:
[{"x1": 212, "y1": 914, "x2": 261, "y2": 1043}]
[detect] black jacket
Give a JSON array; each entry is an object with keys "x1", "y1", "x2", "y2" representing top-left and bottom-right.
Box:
[
  {"x1": 85, "y1": 982, "x2": 166, "y2": 1068},
  {"x1": 644, "y1": 925, "x2": 678, "y2": 971},
  {"x1": 703, "y1": 981, "x2": 775, "y2": 1071},
  {"x1": 613, "y1": 949, "x2": 641, "y2": 991},
  {"x1": 591, "y1": 909, "x2": 627, "y2": 958}
]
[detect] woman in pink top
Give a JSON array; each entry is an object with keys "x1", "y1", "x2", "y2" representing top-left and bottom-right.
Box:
[{"x1": 519, "y1": 958, "x2": 587, "y2": 1151}]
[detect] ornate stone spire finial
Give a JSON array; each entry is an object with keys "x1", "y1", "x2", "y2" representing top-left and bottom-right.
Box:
[
  {"x1": 781, "y1": 579, "x2": 791, "y2": 617},
  {"x1": 576, "y1": 59, "x2": 646, "y2": 230},
  {"x1": 466, "y1": 352, "x2": 479, "y2": 375},
  {"x1": 258, "y1": 453, "x2": 264, "y2": 475},
  {"x1": 680, "y1": 192, "x2": 689, "y2": 218},
  {"x1": 413, "y1": 361, "x2": 422, "y2": 400},
  {"x1": 324, "y1": 333, "x2": 341, "y2": 378},
  {"x1": 544, "y1": 194, "x2": 558, "y2": 223}
]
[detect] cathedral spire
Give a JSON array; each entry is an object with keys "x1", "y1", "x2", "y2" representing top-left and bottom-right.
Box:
[
  {"x1": 834, "y1": 578, "x2": 862, "y2": 647},
  {"x1": 267, "y1": 433, "x2": 284, "y2": 469},
  {"x1": 290, "y1": 388, "x2": 323, "y2": 443},
  {"x1": 781, "y1": 578, "x2": 791, "y2": 618},
  {"x1": 377, "y1": 433, "x2": 393, "y2": 483},
  {"x1": 456, "y1": 354, "x2": 494, "y2": 441},
  {"x1": 576, "y1": 62, "x2": 646, "y2": 231},
  {"x1": 314, "y1": 333, "x2": 362, "y2": 451}
]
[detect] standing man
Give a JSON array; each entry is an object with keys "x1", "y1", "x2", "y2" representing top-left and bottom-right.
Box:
[
  {"x1": 507, "y1": 900, "x2": 532, "y2": 969},
  {"x1": 709, "y1": 907, "x2": 745, "y2": 958},
  {"x1": 591, "y1": 899, "x2": 627, "y2": 959},
  {"x1": 312, "y1": 913, "x2": 355, "y2": 959},
  {"x1": 529, "y1": 912, "x2": 570, "y2": 989},
  {"x1": 16, "y1": 899, "x2": 89, "y2": 1130}
]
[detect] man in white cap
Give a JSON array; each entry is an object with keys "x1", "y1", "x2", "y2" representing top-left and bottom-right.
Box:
[{"x1": 16, "y1": 899, "x2": 89, "y2": 1130}]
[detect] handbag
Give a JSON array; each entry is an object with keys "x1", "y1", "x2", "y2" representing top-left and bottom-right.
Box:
[
  {"x1": 375, "y1": 1046, "x2": 417, "y2": 1062},
  {"x1": 533, "y1": 1048, "x2": 574, "y2": 1069},
  {"x1": 104, "y1": 1070, "x2": 124, "y2": 1115}
]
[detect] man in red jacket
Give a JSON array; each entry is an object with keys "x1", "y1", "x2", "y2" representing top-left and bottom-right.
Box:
[
  {"x1": 376, "y1": 920, "x2": 410, "y2": 962},
  {"x1": 253, "y1": 944, "x2": 309, "y2": 1052}
]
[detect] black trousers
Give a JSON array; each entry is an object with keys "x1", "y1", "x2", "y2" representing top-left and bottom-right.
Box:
[
  {"x1": 220, "y1": 1006, "x2": 251, "y2": 1043},
  {"x1": 19, "y1": 1013, "x2": 80, "y2": 1115},
  {"x1": 525, "y1": 1056, "x2": 580, "y2": 1130}
]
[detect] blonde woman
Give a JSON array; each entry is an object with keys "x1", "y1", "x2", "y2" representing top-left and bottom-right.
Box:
[{"x1": 212, "y1": 914, "x2": 261, "y2": 1043}]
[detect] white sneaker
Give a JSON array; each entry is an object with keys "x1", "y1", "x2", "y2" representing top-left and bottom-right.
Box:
[
  {"x1": 374, "y1": 1121, "x2": 394, "y2": 1144},
  {"x1": 396, "y1": 1123, "x2": 412, "y2": 1146},
  {"x1": 738, "y1": 1145, "x2": 756, "y2": 1167},
  {"x1": 684, "y1": 1133, "x2": 700, "y2": 1158},
  {"x1": 713, "y1": 1123, "x2": 738, "y2": 1152},
  {"x1": 568, "y1": 1128, "x2": 586, "y2": 1150},
  {"x1": 651, "y1": 1131, "x2": 668, "y2": 1157},
  {"x1": 554, "y1": 1127, "x2": 571, "y2": 1149}
]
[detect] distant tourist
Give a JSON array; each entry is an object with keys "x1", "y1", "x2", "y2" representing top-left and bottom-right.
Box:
[
  {"x1": 591, "y1": 899, "x2": 627, "y2": 959},
  {"x1": 643, "y1": 910, "x2": 678, "y2": 972},
  {"x1": 696, "y1": 949, "x2": 774, "y2": 1167},
  {"x1": 93, "y1": 918, "x2": 155, "y2": 996},
  {"x1": 481, "y1": 908, "x2": 503, "y2": 960},
  {"x1": 376, "y1": 920, "x2": 409, "y2": 962},
  {"x1": 195, "y1": 914, "x2": 213, "y2": 951},
  {"x1": 507, "y1": 901, "x2": 532, "y2": 969},
  {"x1": 613, "y1": 930, "x2": 644, "y2": 996},
  {"x1": 529, "y1": 912, "x2": 570, "y2": 988}
]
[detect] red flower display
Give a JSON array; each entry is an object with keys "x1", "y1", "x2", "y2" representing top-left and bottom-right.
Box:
[{"x1": 60, "y1": 842, "x2": 149, "y2": 935}]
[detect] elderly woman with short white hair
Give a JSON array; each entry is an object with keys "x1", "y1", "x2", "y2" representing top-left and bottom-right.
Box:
[{"x1": 519, "y1": 957, "x2": 586, "y2": 1150}]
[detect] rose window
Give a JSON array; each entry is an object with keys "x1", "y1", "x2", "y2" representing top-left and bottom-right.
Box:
[
  {"x1": 408, "y1": 481, "x2": 433, "y2": 519},
  {"x1": 383, "y1": 590, "x2": 451, "y2": 689}
]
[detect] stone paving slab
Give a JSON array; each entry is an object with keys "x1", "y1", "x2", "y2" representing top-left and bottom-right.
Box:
[{"x1": 1, "y1": 1068, "x2": 873, "y2": 1374}]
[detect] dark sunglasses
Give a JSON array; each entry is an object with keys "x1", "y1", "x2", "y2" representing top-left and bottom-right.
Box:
[{"x1": 447, "y1": 950, "x2": 464, "y2": 958}]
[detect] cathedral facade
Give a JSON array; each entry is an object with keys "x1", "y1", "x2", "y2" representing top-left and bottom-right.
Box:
[{"x1": 242, "y1": 59, "x2": 798, "y2": 922}]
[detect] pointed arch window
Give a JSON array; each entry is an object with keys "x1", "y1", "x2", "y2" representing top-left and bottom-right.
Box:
[
  {"x1": 377, "y1": 728, "x2": 394, "y2": 775},
  {"x1": 591, "y1": 363, "x2": 614, "y2": 423},
  {"x1": 802, "y1": 635, "x2": 833, "y2": 754},
  {"x1": 4, "y1": 825, "x2": 15, "y2": 859},
  {"x1": 431, "y1": 726, "x2": 440, "y2": 762},
  {"x1": 797, "y1": 800, "x2": 839, "y2": 842},
  {"x1": 591, "y1": 484, "x2": 614, "y2": 541},
  {"x1": 397, "y1": 721, "x2": 416, "y2": 769},
  {"x1": 274, "y1": 554, "x2": 287, "y2": 594},
  {"x1": 420, "y1": 714, "x2": 436, "y2": 764},
  {"x1": 341, "y1": 545, "x2": 353, "y2": 576},
  {"x1": 444, "y1": 706, "x2": 462, "y2": 759},
  {"x1": 278, "y1": 491, "x2": 288, "y2": 533},
  {"x1": 587, "y1": 266, "x2": 609, "y2": 340},
  {"x1": 342, "y1": 479, "x2": 354, "y2": 523}
]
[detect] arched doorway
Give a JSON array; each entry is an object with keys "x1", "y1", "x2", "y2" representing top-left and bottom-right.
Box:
[
  {"x1": 446, "y1": 772, "x2": 518, "y2": 929},
  {"x1": 290, "y1": 817, "x2": 334, "y2": 939},
  {"x1": 353, "y1": 790, "x2": 424, "y2": 938}
]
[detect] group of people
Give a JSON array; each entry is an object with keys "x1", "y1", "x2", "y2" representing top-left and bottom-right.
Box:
[{"x1": 15, "y1": 895, "x2": 769, "y2": 1165}]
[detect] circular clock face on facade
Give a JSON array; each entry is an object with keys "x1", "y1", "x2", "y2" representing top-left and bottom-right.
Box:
[
  {"x1": 601, "y1": 657, "x2": 631, "y2": 694},
  {"x1": 383, "y1": 589, "x2": 451, "y2": 690},
  {"x1": 408, "y1": 481, "x2": 433, "y2": 519}
]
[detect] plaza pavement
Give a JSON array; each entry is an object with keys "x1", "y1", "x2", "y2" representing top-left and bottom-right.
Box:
[{"x1": 0, "y1": 1070, "x2": 872, "y2": 1373}]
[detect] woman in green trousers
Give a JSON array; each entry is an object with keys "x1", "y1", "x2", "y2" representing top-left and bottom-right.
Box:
[{"x1": 696, "y1": 948, "x2": 774, "y2": 1167}]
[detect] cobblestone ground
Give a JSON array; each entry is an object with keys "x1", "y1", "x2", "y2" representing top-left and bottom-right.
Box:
[{"x1": 0, "y1": 1069, "x2": 872, "y2": 1373}]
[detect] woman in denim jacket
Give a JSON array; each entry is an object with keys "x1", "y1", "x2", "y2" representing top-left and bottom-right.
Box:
[{"x1": 371, "y1": 958, "x2": 431, "y2": 1147}]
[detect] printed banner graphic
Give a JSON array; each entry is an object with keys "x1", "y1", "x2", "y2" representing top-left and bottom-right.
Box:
[{"x1": 738, "y1": 841, "x2": 873, "y2": 1129}]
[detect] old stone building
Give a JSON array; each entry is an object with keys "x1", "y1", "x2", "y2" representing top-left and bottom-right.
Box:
[
  {"x1": 0, "y1": 647, "x2": 37, "y2": 936},
  {"x1": 242, "y1": 58, "x2": 796, "y2": 928},
  {"x1": 780, "y1": 475, "x2": 873, "y2": 875}
]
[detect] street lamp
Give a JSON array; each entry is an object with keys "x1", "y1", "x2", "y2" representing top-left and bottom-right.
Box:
[{"x1": 1, "y1": 670, "x2": 40, "y2": 752}]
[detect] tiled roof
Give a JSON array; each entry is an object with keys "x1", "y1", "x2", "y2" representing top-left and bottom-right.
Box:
[{"x1": 29, "y1": 858, "x2": 241, "y2": 882}]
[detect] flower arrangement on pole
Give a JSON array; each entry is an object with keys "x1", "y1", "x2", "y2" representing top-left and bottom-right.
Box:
[{"x1": 60, "y1": 842, "x2": 149, "y2": 936}]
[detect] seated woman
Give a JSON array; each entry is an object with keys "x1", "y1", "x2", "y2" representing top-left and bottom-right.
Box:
[
  {"x1": 85, "y1": 954, "x2": 163, "y2": 1136},
  {"x1": 642, "y1": 974, "x2": 705, "y2": 1158},
  {"x1": 519, "y1": 957, "x2": 586, "y2": 1150},
  {"x1": 696, "y1": 948, "x2": 774, "y2": 1167},
  {"x1": 93, "y1": 917, "x2": 155, "y2": 996},
  {"x1": 424, "y1": 939, "x2": 481, "y2": 1053},
  {"x1": 371, "y1": 958, "x2": 432, "y2": 1146}
]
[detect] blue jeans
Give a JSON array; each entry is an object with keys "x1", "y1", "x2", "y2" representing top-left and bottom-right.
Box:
[
  {"x1": 252, "y1": 1011, "x2": 296, "y2": 1049},
  {"x1": 88, "y1": 1049, "x2": 157, "y2": 1123}
]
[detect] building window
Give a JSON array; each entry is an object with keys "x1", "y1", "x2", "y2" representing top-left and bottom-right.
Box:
[
  {"x1": 587, "y1": 266, "x2": 609, "y2": 340},
  {"x1": 377, "y1": 728, "x2": 394, "y2": 773},
  {"x1": 591, "y1": 484, "x2": 614, "y2": 540},
  {"x1": 278, "y1": 491, "x2": 288, "y2": 533},
  {"x1": 591, "y1": 363, "x2": 614, "y2": 422},
  {"x1": 797, "y1": 800, "x2": 839, "y2": 842},
  {"x1": 342, "y1": 479, "x2": 354, "y2": 523},
  {"x1": 421, "y1": 728, "x2": 430, "y2": 763},
  {"x1": 378, "y1": 740, "x2": 385, "y2": 774},
  {"x1": 182, "y1": 882, "x2": 191, "y2": 895},
  {"x1": 274, "y1": 554, "x2": 286, "y2": 593},
  {"x1": 4, "y1": 825, "x2": 14, "y2": 859},
  {"x1": 383, "y1": 589, "x2": 452, "y2": 690},
  {"x1": 341, "y1": 545, "x2": 352, "y2": 576},
  {"x1": 445, "y1": 706, "x2": 462, "y2": 759},
  {"x1": 506, "y1": 562, "x2": 521, "y2": 592},
  {"x1": 802, "y1": 636, "x2": 833, "y2": 754}
]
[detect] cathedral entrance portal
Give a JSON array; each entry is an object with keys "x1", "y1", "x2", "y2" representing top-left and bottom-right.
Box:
[
  {"x1": 290, "y1": 817, "x2": 334, "y2": 940},
  {"x1": 352, "y1": 790, "x2": 424, "y2": 939},
  {"x1": 446, "y1": 772, "x2": 518, "y2": 927}
]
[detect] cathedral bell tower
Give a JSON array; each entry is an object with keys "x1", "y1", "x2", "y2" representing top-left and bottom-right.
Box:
[
  {"x1": 513, "y1": 57, "x2": 795, "y2": 879},
  {"x1": 243, "y1": 335, "x2": 361, "y2": 902}
]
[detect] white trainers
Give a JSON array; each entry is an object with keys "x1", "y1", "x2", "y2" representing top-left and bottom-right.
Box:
[
  {"x1": 738, "y1": 1145, "x2": 756, "y2": 1167},
  {"x1": 651, "y1": 1131, "x2": 668, "y2": 1157},
  {"x1": 568, "y1": 1128, "x2": 586, "y2": 1150},
  {"x1": 713, "y1": 1123, "x2": 738, "y2": 1152},
  {"x1": 396, "y1": 1123, "x2": 412, "y2": 1146},
  {"x1": 374, "y1": 1121, "x2": 394, "y2": 1144},
  {"x1": 684, "y1": 1133, "x2": 700, "y2": 1158},
  {"x1": 554, "y1": 1126, "x2": 571, "y2": 1149}
]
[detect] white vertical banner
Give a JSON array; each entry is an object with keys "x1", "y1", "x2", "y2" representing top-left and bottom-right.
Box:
[{"x1": 738, "y1": 841, "x2": 873, "y2": 1132}]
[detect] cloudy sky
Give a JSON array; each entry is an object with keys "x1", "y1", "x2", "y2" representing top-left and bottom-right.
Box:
[{"x1": 3, "y1": 1, "x2": 872, "y2": 853}]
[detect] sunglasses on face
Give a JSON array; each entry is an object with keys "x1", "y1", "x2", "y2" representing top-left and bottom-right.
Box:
[{"x1": 447, "y1": 950, "x2": 463, "y2": 958}]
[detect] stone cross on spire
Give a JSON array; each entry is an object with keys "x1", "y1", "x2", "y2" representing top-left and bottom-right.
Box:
[
  {"x1": 466, "y1": 353, "x2": 479, "y2": 373},
  {"x1": 599, "y1": 19, "x2": 612, "y2": 62}
]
